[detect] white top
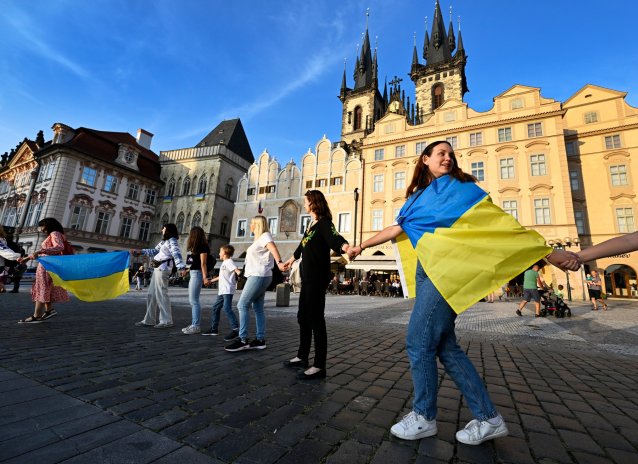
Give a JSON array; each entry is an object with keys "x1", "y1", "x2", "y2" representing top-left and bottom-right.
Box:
[
  {"x1": 0, "y1": 238, "x2": 20, "y2": 267},
  {"x1": 244, "y1": 232, "x2": 274, "y2": 277},
  {"x1": 218, "y1": 258, "x2": 238, "y2": 295}
]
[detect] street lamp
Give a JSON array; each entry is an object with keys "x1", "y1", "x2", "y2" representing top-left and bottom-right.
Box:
[
  {"x1": 353, "y1": 188, "x2": 359, "y2": 247},
  {"x1": 548, "y1": 237, "x2": 580, "y2": 301}
]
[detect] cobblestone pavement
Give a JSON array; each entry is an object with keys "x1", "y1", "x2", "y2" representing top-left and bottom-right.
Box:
[{"x1": 1, "y1": 287, "x2": 637, "y2": 463}]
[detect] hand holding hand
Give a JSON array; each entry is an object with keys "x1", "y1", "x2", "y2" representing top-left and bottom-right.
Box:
[
  {"x1": 283, "y1": 256, "x2": 295, "y2": 271},
  {"x1": 547, "y1": 249, "x2": 582, "y2": 271},
  {"x1": 277, "y1": 261, "x2": 287, "y2": 272},
  {"x1": 348, "y1": 246, "x2": 362, "y2": 260}
]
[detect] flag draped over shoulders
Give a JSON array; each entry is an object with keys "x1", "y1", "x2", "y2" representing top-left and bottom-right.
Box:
[
  {"x1": 393, "y1": 175, "x2": 551, "y2": 314},
  {"x1": 38, "y1": 251, "x2": 130, "y2": 302}
]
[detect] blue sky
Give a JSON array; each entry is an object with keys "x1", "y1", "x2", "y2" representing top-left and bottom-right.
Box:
[{"x1": 1, "y1": 0, "x2": 637, "y2": 163}]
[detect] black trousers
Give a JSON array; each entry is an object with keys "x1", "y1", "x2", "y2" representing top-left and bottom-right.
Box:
[{"x1": 297, "y1": 283, "x2": 328, "y2": 369}]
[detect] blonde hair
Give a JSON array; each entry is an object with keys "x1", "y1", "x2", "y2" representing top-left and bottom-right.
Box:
[{"x1": 251, "y1": 215, "x2": 269, "y2": 239}]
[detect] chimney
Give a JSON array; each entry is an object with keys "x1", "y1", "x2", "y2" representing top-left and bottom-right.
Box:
[{"x1": 136, "y1": 128, "x2": 153, "y2": 149}]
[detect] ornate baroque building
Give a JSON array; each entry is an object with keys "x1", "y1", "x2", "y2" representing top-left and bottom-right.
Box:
[
  {"x1": 152, "y1": 119, "x2": 254, "y2": 254},
  {"x1": 0, "y1": 124, "x2": 162, "y2": 256}
]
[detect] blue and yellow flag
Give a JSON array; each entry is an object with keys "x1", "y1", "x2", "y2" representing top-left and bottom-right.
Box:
[
  {"x1": 38, "y1": 251, "x2": 130, "y2": 302},
  {"x1": 394, "y1": 175, "x2": 551, "y2": 314}
]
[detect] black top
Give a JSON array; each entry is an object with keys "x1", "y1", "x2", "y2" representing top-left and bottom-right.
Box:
[
  {"x1": 190, "y1": 244, "x2": 211, "y2": 272},
  {"x1": 293, "y1": 217, "x2": 348, "y2": 287}
]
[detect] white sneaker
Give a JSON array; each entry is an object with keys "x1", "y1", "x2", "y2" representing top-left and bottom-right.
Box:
[
  {"x1": 390, "y1": 411, "x2": 437, "y2": 440},
  {"x1": 456, "y1": 417, "x2": 509, "y2": 445},
  {"x1": 182, "y1": 325, "x2": 201, "y2": 335}
]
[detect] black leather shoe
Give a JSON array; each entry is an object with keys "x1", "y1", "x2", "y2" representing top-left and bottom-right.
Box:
[
  {"x1": 283, "y1": 359, "x2": 308, "y2": 369},
  {"x1": 297, "y1": 369, "x2": 326, "y2": 380}
]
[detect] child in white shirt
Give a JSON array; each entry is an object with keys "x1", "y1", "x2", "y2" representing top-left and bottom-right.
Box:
[{"x1": 203, "y1": 245, "x2": 241, "y2": 340}]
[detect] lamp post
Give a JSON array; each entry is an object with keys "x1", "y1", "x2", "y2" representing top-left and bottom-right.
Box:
[
  {"x1": 548, "y1": 237, "x2": 580, "y2": 301},
  {"x1": 353, "y1": 188, "x2": 359, "y2": 247}
]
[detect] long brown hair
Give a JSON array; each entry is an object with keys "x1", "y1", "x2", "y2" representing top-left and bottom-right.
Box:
[
  {"x1": 305, "y1": 190, "x2": 332, "y2": 221},
  {"x1": 186, "y1": 226, "x2": 208, "y2": 252},
  {"x1": 405, "y1": 140, "x2": 475, "y2": 198}
]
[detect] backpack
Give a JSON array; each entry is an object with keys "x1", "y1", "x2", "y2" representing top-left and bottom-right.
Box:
[{"x1": 62, "y1": 239, "x2": 75, "y2": 255}]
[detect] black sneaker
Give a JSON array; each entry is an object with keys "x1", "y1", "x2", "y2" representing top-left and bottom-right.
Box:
[
  {"x1": 248, "y1": 339, "x2": 267, "y2": 350},
  {"x1": 224, "y1": 329, "x2": 239, "y2": 341},
  {"x1": 202, "y1": 328, "x2": 219, "y2": 336},
  {"x1": 225, "y1": 339, "x2": 250, "y2": 352}
]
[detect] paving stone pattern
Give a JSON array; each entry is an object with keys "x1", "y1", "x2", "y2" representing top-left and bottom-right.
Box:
[{"x1": 0, "y1": 289, "x2": 637, "y2": 463}]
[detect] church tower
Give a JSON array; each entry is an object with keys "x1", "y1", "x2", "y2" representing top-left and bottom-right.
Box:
[
  {"x1": 410, "y1": 0, "x2": 468, "y2": 117},
  {"x1": 338, "y1": 14, "x2": 385, "y2": 153}
]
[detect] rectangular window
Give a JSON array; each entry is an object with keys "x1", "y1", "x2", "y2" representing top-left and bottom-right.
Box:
[
  {"x1": 95, "y1": 211, "x2": 111, "y2": 234},
  {"x1": 584, "y1": 111, "x2": 598, "y2": 124},
  {"x1": 574, "y1": 211, "x2": 585, "y2": 234},
  {"x1": 616, "y1": 207, "x2": 635, "y2": 233},
  {"x1": 415, "y1": 141, "x2": 427, "y2": 155},
  {"x1": 394, "y1": 171, "x2": 406, "y2": 190},
  {"x1": 527, "y1": 122, "x2": 543, "y2": 138},
  {"x1": 104, "y1": 175, "x2": 117, "y2": 193},
  {"x1": 70, "y1": 205, "x2": 88, "y2": 230},
  {"x1": 305, "y1": 181, "x2": 313, "y2": 189},
  {"x1": 316, "y1": 179, "x2": 327, "y2": 187},
  {"x1": 4, "y1": 207, "x2": 17, "y2": 226},
  {"x1": 45, "y1": 161, "x2": 56, "y2": 180},
  {"x1": 534, "y1": 198, "x2": 551, "y2": 225},
  {"x1": 236, "y1": 219, "x2": 247, "y2": 238},
  {"x1": 530, "y1": 154, "x2": 547, "y2": 176},
  {"x1": 469, "y1": 132, "x2": 483, "y2": 147},
  {"x1": 500, "y1": 158, "x2": 515, "y2": 179},
  {"x1": 498, "y1": 127, "x2": 512, "y2": 142},
  {"x1": 374, "y1": 149, "x2": 385, "y2": 161},
  {"x1": 395, "y1": 145, "x2": 405, "y2": 158},
  {"x1": 119, "y1": 217, "x2": 133, "y2": 238},
  {"x1": 138, "y1": 221, "x2": 150, "y2": 242},
  {"x1": 266, "y1": 185, "x2": 275, "y2": 193},
  {"x1": 610, "y1": 165, "x2": 628, "y2": 186},
  {"x1": 268, "y1": 217, "x2": 278, "y2": 236},
  {"x1": 299, "y1": 215, "x2": 311, "y2": 234},
  {"x1": 569, "y1": 171, "x2": 580, "y2": 190},
  {"x1": 145, "y1": 189, "x2": 156, "y2": 205},
  {"x1": 330, "y1": 176, "x2": 343, "y2": 186},
  {"x1": 605, "y1": 134, "x2": 621, "y2": 149},
  {"x1": 80, "y1": 167, "x2": 97, "y2": 186},
  {"x1": 127, "y1": 183, "x2": 140, "y2": 200},
  {"x1": 446, "y1": 136, "x2": 458, "y2": 149},
  {"x1": 372, "y1": 209, "x2": 383, "y2": 231},
  {"x1": 373, "y1": 174, "x2": 384, "y2": 192},
  {"x1": 471, "y1": 161, "x2": 485, "y2": 181},
  {"x1": 338, "y1": 213, "x2": 351, "y2": 233},
  {"x1": 566, "y1": 141, "x2": 576, "y2": 156},
  {"x1": 25, "y1": 203, "x2": 36, "y2": 228},
  {"x1": 502, "y1": 200, "x2": 518, "y2": 220},
  {"x1": 31, "y1": 202, "x2": 44, "y2": 226},
  {"x1": 247, "y1": 187, "x2": 256, "y2": 195}
]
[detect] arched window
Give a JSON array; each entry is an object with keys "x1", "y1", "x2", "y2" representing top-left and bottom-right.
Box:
[
  {"x1": 185, "y1": 212, "x2": 191, "y2": 230},
  {"x1": 176, "y1": 212, "x2": 185, "y2": 233},
  {"x1": 220, "y1": 216, "x2": 229, "y2": 236},
  {"x1": 432, "y1": 84, "x2": 444, "y2": 110},
  {"x1": 198, "y1": 176, "x2": 207, "y2": 194},
  {"x1": 161, "y1": 213, "x2": 169, "y2": 226},
  {"x1": 182, "y1": 177, "x2": 191, "y2": 196},
  {"x1": 354, "y1": 106, "x2": 363, "y2": 130},
  {"x1": 225, "y1": 178, "x2": 234, "y2": 198},
  {"x1": 167, "y1": 178, "x2": 176, "y2": 197},
  {"x1": 192, "y1": 211, "x2": 201, "y2": 228}
]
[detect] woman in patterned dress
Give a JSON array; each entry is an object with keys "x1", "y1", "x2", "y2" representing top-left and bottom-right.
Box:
[{"x1": 17, "y1": 218, "x2": 70, "y2": 323}]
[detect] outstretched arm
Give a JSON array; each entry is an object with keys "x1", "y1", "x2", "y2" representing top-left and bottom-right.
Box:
[
  {"x1": 578, "y1": 232, "x2": 638, "y2": 263},
  {"x1": 349, "y1": 224, "x2": 403, "y2": 259}
]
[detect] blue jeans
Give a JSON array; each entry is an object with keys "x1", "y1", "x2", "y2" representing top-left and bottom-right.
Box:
[
  {"x1": 237, "y1": 275, "x2": 272, "y2": 341},
  {"x1": 407, "y1": 261, "x2": 498, "y2": 421},
  {"x1": 189, "y1": 270, "x2": 203, "y2": 326},
  {"x1": 211, "y1": 293, "x2": 238, "y2": 331}
]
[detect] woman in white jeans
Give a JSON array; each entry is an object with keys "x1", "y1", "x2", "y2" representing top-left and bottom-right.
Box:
[
  {"x1": 131, "y1": 223, "x2": 185, "y2": 329},
  {"x1": 224, "y1": 216, "x2": 286, "y2": 351}
]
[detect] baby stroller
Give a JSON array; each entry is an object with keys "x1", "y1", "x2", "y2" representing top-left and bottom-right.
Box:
[{"x1": 539, "y1": 289, "x2": 572, "y2": 318}]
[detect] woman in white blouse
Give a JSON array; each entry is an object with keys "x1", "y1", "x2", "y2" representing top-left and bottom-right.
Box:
[{"x1": 225, "y1": 216, "x2": 285, "y2": 351}]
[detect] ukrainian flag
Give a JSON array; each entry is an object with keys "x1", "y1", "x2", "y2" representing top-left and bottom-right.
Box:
[
  {"x1": 38, "y1": 251, "x2": 130, "y2": 302},
  {"x1": 393, "y1": 175, "x2": 551, "y2": 314}
]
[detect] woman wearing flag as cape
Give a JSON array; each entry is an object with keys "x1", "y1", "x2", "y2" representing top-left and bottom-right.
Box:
[{"x1": 349, "y1": 141, "x2": 577, "y2": 445}]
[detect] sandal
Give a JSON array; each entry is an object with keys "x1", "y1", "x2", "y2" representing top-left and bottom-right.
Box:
[
  {"x1": 603, "y1": 304, "x2": 608, "y2": 311},
  {"x1": 42, "y1": 309, "x2": 58, "y2": 320},
  {"x1": 18, "y1": 315, "x2": 44, "y2": 324}
]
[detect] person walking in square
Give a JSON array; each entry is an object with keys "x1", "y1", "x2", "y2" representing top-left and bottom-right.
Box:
[
  {"x1": 182, "y1": 226, "x2": 211, "y2": 335},
  {"x1": 349, "y1": 141, "x2": 577, "y2": 445},
  {"x1": 224, "y1": 216, "x2": 286, "y2": 352},
  {"x1": 282, "y1": 190, "x2": 350, "y2": 380},
  {"x1": 203, "y1": 244, "x2": 241, "y2": 340},
  {"x1": 587, "y1": 269, "x2": 607, "y2": 310},
  {"x1": 515, "y1": 263, "x2": 545, "y2": 317},
  {"x1": 132, "y1": 223, "x2": 185, "y2": 329}
]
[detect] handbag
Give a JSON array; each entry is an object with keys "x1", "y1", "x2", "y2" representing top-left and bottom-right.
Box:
[{"x1": 150, "y1": 258, "x2": 171, "y2": 269}]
